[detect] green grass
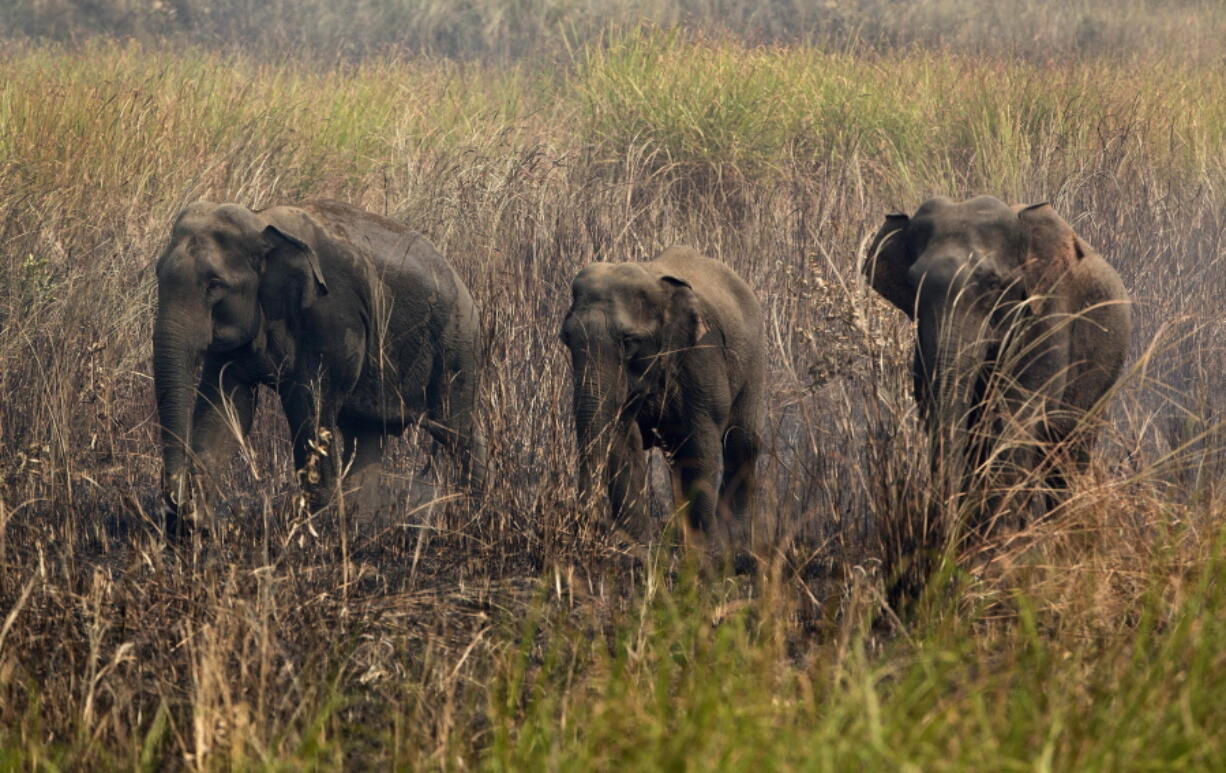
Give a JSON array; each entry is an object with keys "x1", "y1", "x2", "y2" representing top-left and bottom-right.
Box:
[
  {"x1": 484, "y1": 527, "x2": 1226, "y2": 770},
  {"x1": 0, "y1": 17, "x2": 1224, "y2": 770},
  {"x1": 2, "y1": 34, "x2": 1223, "y2": 221},
  {"x1": 579, "y1": 30, "x2": 1226, "y2": 199}
]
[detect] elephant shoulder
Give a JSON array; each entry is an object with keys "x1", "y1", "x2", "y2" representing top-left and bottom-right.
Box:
[
  {"x1": 290, "y1": 201, "x2": 455, "y2": 279},
  {"x1": 258, "y1": 205, "x2": 358, "y2": 275},
  {"x1": 1066, "y1": 248, "x2": 1130, "y2": 316},
  {"x1": 653, "y1": 244, "x2": 705, "y2": 266},
  {"x1": 649, "y1": 247, "x2": 763, "y2": 346},
  {"x1": 651, "y1": 246, "x2": 755, "y2": 298},
  {"x1": 260, "y1": 204, "x2": 320, "y2": 239},
  {"x1": 293, "y1": 200, "x2": 407, "y2": 248},
  {"x1": 1064, "y1": 248, "x2": 1132, "y2": 385}
]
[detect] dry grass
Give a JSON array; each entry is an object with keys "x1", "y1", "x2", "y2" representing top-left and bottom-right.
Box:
[{"x1": 0, "y1": 14, "x2": 1225, "y2": 770}]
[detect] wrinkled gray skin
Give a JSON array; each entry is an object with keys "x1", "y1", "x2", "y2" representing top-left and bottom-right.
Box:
[
  {"x1": 560, "y1": 246, "x2": 765, "y2": 551},
  {"x1": 863, "y1": 195, "x2": 1131, "y2": 531},
  {"x1": 154, "y1": 199, "x2": 485, "y2": 533}
]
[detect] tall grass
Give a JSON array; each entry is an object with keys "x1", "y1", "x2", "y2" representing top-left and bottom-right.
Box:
[
  {"x1": 0, "y1": 19, "x2": 1224, "y2": 768},
  {"x1": 489, "y1": 531, "x2": 1226, "y2": 769},
  {"x1": 581, "y1": 31, "x2": 1226, "y2": 198}
]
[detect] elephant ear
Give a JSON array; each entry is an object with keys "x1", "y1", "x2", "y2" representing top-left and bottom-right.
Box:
[
  {"x1": 258, "y1": 221, "x2": 329, "y2": 320},
  {"x1": 660, "y1": 275, "x2": 708, "y2": 347},
  {"x1": 1017, "y1": 202, "x2": 1086, "y2": 296},
  {"x1": 863, "y1": 213, "x2": 916, "y2": 318}
]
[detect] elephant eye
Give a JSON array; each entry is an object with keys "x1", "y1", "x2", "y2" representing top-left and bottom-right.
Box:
[{"x1": 205, "y1": 277, "x2": 228, "y2": 299}]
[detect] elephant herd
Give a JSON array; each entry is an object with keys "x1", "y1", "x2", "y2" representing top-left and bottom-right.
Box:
[{"x1": 153, "y1": 195, "x2": 1132, "y2": 557}]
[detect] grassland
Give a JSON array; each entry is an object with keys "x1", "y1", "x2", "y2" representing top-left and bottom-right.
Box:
[{"x1": 1, "y1": 4, "x2": 1226, "y2": 768}]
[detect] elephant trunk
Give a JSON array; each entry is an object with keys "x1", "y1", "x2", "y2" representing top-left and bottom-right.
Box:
[
  {"x1": 573, "y1": 367, "x2": 619, "y2": 496},
  {"x1": 571, "y1": 346, "x2": 639, "y2": 516},
  {"x1": 153, "y1": 304, "x2": 207, "y2": 509},
  {"x1": 922, "y1": 314, "x2": 992, "y2": 499}
]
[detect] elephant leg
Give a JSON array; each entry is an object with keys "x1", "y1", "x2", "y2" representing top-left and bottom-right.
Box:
[
  {"x1": 450, "y1": 424, "x2": 487, "y2": 495},
  {"x1": 980, "y1": 432, "x2": 1047, "y2": 537},
  {"x1": 281, "y1": 378, "x2": 342, "y2": 512},
  {"x1": 669, "y1": 423, "x2": 723, "y2": 549},
  {"x1": 719, "y1": 421, "x2": 760, "y2": 571},
  {"x1": 719, "y1": 422, "x2": 759, "y2": 529},
  {"x1": 423, "y1": 375, "x2": 486, "y2": 494},
  {"x1": 422, "y1": 417, "x2": 485, "y2": 492},
  {"x1": 1043, "y1": 465, "x2": 1069, "y2": 515},
  {"x1": 338, "y1": 418, "x2": 385, "y2": 498},
  {"x1": 606, "y1": 421, "x2": 649, "y2": 539},
  {"x1": 190, "y1": 361, "x2": 258, "y2": 467},
  {"x1": 1043, "y1": 434, "x2": 1090, "y2": 514},
  {"x1": 169, "y1": 361, "x2": 256, "y2": 535}
]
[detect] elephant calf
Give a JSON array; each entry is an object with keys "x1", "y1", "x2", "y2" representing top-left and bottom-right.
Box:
[
  {"x1": 560, "y1": 246, "x2": 765, "y2": 553},
  {"x1": 863, "y1": 195, "x2": 1132, "y2": 533},
  {"x1": 154, "y1": 199, "x2": 485, "y2": 532}
]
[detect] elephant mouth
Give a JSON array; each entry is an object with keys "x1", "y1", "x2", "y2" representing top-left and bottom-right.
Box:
[
  {"x1": 206, "y1": 336, "x2": 249, "y2": 355},
  {"x1": 207, "y1": 317, "x2": 263, "y2": 354},
  {"x1": 623, "y1": 386, "x2": 653, "y2": 414},
  {"x1": 206, "y1": 338, "x2": 239, "y2": 354}
]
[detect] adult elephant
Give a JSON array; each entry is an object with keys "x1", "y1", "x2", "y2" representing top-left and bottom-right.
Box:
[
  {"x1": 559, "y1": 246, "x2": 765, "y2": 553},
  {"x1": 153, "y1": 199, "x2": 485, "y2": 534},
  {"x1": 863, "y1": 195, "x2": 1131, "y2": 533}
]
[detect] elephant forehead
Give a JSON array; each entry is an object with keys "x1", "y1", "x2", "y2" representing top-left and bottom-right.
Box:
[
  {"x1": 158, "y1": 235, "x2": 209, "y2": 279},
  {"x1": 159, "y1": 229, "x2": 247, "y2": 284},
  {"x1": 916, "y1": 194, "x2": 1009, "y2": 218},
  {"x1": 963, "y1": 195, "x2": 1013, "y2": 215},
  {"x1": 567, "y1": 294, "x2": 656, "y2": 337},
  {"x1": 917, "y1": 201, "x2": 1022, "y2": 246},
  {"x1": 909, "y1": 252, "x2": 1007, "y2": 298},
  {"x1": 575, "y1": 261, "x2": 646, "y2": 286},
  {"x1": 174, "y1": 210, "x2": 250, "y2": 242},
  {"x1": 912, "y1": 226, "x2": 1021, "y2": 271},
  {"x1": 572, "y1": 264, "x2": 656, "y2": 300},
  {"x1": 170, "y1": 210, "x2": 215, "y2": 240},
  {"x1": 569, "y1": 296, "x2": 652, "y2": 330},
  {"x1": 909, "y1": 253, "x2": 966, "y2": 287},
  {"x1": 209, "y1": 203, "x2": 264, "y2": 231}
]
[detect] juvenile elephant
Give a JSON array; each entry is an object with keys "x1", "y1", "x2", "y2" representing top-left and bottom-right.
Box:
[
  {"x1": 153, "y1": 199, "x2": 485, "y2": 532},
  {"x1": 559, "y1": 246, "x2": 765, "y2": 551},
  {"x1": 863, "y1": 195, "x2": 1131, "y2": 531}
]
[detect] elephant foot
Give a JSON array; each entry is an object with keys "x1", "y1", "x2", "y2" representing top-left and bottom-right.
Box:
[
  {"x1": 161, "y1": 498, "x2": 189, "y2": 541},
  {"x1": 608, "y1": 524, "x2": 649, "y2": 553},
  {"x1": 160, "y1": 472, "x2": 205, "y2": 541},
  {"x1": 160, "y1": 496, "x2": 218, "y2": 546},
  {"x1": 731, "y1": 549, "x2": 758, "y2": 576},
  {"x1": 679, "y1": 519, "x2": 710, "y2": 559}
]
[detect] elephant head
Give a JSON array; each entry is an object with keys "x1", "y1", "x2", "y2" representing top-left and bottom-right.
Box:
[
  {"x1": 153, "y1": 202, "x2": 327, "y2": 510},
  {"x1": 559, "y1": 262, "x2": 707, "y2": 528},
  {"x1": 863, "y1": 195, "x2": 1088, "y2": 490}
]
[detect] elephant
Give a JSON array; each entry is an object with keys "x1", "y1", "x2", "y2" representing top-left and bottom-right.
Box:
[
  {"x1": 153, "y1": 198, "x2": 485, "y2": 533},
  {"x1": 559, "y1": 246, "x2": 766, "y2": 554},
  {"x1": 863, "y1": 195, "x2": 1131, "y2": 534}
]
